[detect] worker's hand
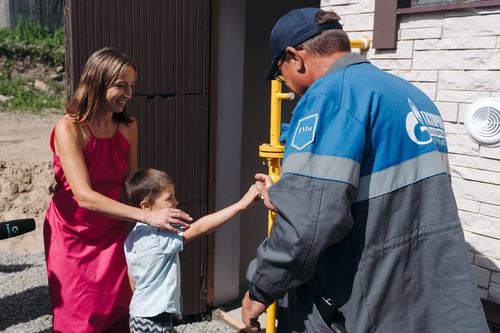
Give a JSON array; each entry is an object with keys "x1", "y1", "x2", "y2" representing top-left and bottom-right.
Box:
[
  {"x1": 144, "y1": 208, "x2": 192, "y2": 233},
  {"x1": 242, "y1": 291, "x2": 267, "y2": 332},
  {"x1": 255, "y1": 173, "x2": 276, "y2": 212}
]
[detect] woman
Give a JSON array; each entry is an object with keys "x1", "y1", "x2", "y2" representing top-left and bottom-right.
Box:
[{"x1": 44, "y1": 47, "x2": 191, "y2": 333}]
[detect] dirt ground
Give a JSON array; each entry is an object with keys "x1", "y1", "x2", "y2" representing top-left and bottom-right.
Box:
[{"x1": 0, "y1": 110, "x2": 62, "y2": 253}]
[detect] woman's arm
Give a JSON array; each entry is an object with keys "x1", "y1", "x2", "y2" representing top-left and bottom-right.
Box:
[
  {"x1": 53, "y1": 116, "x2": 191, "y2": 231},
  {"x1": 128, "y1": 272, "x2": 136, "y2": 292}
]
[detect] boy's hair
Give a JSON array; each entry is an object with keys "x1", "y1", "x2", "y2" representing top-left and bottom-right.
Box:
[{"x1": 124, "y1": 168, "x2": 174, "y2": 208}]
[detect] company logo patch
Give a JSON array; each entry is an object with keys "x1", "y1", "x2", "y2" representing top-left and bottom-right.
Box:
[
  {"x1": 292, "y1": 114, "x2": 318, "y2": 150},
  {"x1": 405, "y1": 98, "x2": 447, "y2": 149}
]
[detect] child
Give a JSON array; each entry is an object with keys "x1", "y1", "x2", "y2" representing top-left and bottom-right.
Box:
[{"x1": 123, "y1": 168, "x2": 259, "y2": 332}]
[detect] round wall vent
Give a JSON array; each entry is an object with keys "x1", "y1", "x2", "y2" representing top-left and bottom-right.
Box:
[{"x1": 464, "y1": 97, "x2": 500, "y2": 148}]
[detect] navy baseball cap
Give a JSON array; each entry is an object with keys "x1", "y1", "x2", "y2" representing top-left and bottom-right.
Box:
[{"x1": 264, "y1": 7, "x2": 343, "y2": 81}]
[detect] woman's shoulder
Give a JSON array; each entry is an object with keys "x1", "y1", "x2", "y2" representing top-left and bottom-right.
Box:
[
  {"x1": 54, "y1": 114, "x2": 86, "y2": 140},
  {"x1": 55, "y1": 114, "x2": 77, "y2": 128},
  {"x1": 118, "y1": 115, "x2": 138, "y2": 141}
]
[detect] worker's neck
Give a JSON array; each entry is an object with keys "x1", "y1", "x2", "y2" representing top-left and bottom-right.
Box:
[{"x1": 316, "y1": 51, "x2": 351, "y2": 79}]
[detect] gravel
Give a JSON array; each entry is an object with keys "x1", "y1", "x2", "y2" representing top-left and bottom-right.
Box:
[
  {"x1": 0, "y1": 252, "x2": 238, "y2": 333},
  {"x1": 0, "y1": 253, "x2": 52, "y2": 333}
]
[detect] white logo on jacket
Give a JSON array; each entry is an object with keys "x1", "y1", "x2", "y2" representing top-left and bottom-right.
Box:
[
  {"x1": 405, "y1": 99, "x2": 446, "y2": 147},
  {"x1": 292, "y1": 114, "x2": 318, "y2": 150}
]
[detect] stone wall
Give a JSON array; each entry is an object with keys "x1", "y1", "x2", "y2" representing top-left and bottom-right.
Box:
[{"x1": 322, "y1": 0, "x2": 500, "y2": 304}]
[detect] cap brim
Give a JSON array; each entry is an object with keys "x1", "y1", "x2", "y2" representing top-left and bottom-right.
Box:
[{"x1": 264, "y1": 60, "x2": 278, "y2": 81}]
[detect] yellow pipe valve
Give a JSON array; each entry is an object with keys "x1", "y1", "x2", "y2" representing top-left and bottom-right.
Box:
[{"x1": 259, "y1": 143, "x2": 284, "y2": 159}]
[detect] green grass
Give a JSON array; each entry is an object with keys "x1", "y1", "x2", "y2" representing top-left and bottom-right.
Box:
[
  {"x1": 0, "y1": 20, "x2": 65, "y2": 114},
  {"x1": 0, "y1": 19, "x2": 65, "y2": 65},
  {"x1": 0, "y1": 69, "x2": 65, "y2": 113}
]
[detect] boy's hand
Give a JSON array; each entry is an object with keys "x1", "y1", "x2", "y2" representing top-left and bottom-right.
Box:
[
  {"x1": 240, "y1": 185, "x2": 260, "y2": 210},
  {"x1": 255, "y1": 173, "x2": 277, "y2": 212}
]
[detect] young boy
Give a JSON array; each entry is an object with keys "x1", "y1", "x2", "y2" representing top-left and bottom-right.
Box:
[{"x1": 123, "y1": 168, "x2": 259, "y2": 333}]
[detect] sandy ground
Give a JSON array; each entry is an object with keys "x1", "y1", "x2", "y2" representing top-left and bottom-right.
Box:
[{"x1": 0, "y1": 110, "x2": 62, "y2": 253}]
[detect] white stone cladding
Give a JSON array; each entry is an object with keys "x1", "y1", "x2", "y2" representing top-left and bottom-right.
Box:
[{"x1": 322, "y1": 0, "x2": 500, "y2": 305}]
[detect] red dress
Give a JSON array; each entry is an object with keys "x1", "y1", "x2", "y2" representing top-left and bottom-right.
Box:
[{"x1": 44, "y1": 124, "x2": 133, "y2": 333}]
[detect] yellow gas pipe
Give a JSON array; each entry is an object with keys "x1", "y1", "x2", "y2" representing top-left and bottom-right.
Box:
[
  {"x1": 258, "y1": 37, "x2": 370, "y2": 333},
  {"x1": 258, "y1": 79, "x2": 294, "y2": 333},
  {"x1": 350, "y1": 36, "x2": 371, "y2": 51}
]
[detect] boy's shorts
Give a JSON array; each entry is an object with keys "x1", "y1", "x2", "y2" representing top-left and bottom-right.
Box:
[{"x1": 130, "y1": 312, "x2": 173, "y2": 333}]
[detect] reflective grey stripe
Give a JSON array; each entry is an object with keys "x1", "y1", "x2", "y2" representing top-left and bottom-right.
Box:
[
  {"x1": 282, "y1": 150, "x2": 450, "y2": 203},
  {"x1": 355, "y1": 150, "x2": 450, "y2": 202},
  {"x1": 282, "y1": 152, "x2": 360, "y2": 185}
]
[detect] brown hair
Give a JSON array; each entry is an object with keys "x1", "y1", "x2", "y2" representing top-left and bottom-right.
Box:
[
  {"x1": 66, "y1": 47, "x2": 136, "y2": 125},
  {"x1": 124, "y1": 168, "x2": 174, "y2": 208},
  {"x1": 298, "y1": 10, "x2": 351, "y2": 56}
]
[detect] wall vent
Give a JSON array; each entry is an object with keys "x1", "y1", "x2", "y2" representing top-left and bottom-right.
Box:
[{"x1": 464, "y1": 98, "x2": 500, "y2": 148}]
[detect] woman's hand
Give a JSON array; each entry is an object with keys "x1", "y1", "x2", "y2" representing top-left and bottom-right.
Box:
[
  {"x1": 254, "y1": 173, "x2": 277, "y2": 212},
  {"x1": 144, "y1": 208, "x2": 192, "y2": 233}
]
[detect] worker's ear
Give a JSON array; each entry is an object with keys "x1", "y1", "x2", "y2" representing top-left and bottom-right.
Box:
[{"x1": 285, "y1": 46, "x2": 305, "y2": 72}]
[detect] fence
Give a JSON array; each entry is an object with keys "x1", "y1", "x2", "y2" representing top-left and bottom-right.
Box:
[{"x1": 9, "y1": 0, "x2": 63, "y2": 31}]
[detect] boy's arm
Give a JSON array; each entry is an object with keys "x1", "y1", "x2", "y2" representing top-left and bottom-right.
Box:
[
  {"x1": 128, "y1": 272, "x2": 136, "y2": 292},
  {"x1": 183, "y1": 185, "x2": 259, "y2": 242}
]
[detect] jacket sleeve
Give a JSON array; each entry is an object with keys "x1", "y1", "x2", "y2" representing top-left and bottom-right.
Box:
[
  {"x1": 249, "y1": 78, "x2": 366, "y2": 300},
  {"x1": 250, "y1": 173, "x2": 357, "y2": 300}
]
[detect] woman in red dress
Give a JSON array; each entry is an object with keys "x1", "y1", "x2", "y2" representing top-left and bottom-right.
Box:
[{"x1": 44, "y1": 48, "x2": 192, "y2": 333}]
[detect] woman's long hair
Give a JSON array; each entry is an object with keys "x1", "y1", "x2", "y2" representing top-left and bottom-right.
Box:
[{"x1": 66, "y1": 47, "x2": 136, "y2": 125}]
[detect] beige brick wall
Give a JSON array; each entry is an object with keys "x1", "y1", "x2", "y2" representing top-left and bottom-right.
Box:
[{"x1": 322, "y1": 0, "x2": 500, "y2": 304}]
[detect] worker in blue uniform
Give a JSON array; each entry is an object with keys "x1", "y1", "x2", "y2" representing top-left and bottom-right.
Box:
[{"x1": 242, "y1": 7, "x2": 489, "y2": 333}]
